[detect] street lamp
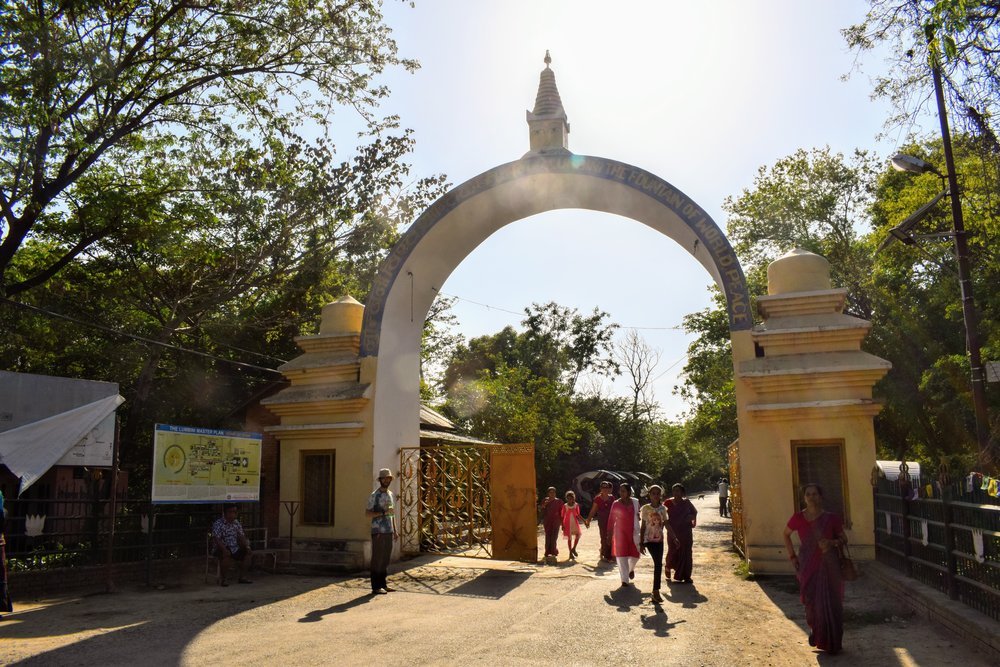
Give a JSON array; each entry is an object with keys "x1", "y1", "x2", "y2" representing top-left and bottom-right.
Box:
[{"x1": 880, "y1": 101, "x2": 994, "y2": 468}]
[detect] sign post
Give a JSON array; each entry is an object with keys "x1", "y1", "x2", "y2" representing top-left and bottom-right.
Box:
[{"x1": 152, "y1": 424, "x2": 262, "y2": 504}]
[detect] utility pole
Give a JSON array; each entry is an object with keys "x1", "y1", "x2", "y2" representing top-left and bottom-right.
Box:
[{"x1": 930, "y1": 56, "x2": 994, "y2": 470}]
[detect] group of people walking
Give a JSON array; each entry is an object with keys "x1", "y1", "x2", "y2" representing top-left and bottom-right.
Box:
[
  {"x1": 540, "y1": 481, "x2": 698, "y2": 603},
  {"x1": 367, "y1": 469, "x2": 847, "y2": 656}
]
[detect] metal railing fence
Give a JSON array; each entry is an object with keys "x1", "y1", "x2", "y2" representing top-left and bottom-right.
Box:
[
  {"x1": 873, "y1": 477, "x2": 1000, "y2": 621},
  {"x1": 3, "y1": 496, "x2": 263, "y2": 573}
]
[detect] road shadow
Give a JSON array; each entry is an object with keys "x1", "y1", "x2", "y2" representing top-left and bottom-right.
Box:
[
  {"x1": 375, "y1": 566, "x2": 531, "y2": 600},
  {"x1": 696, "y1": 521, "x2": 733, "y2": 534},
  {"x1": 298, "y1": 591, "x2": 375, "y2": 622},
  {"x1": 640, "y1": 603, "x2": 686, "y2": 637},
  {"x1": 603, "y1": 584, "x2": 643, "y2": 611},
  {"x1": 5, "y1": 572, "x2": 333, "y2": 666},
  {"x1": 663, "y1": 580, "x2": 708, "y2": 608}
]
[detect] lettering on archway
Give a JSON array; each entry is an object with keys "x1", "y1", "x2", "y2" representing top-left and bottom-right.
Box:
[
  {"x1": 360, "y1": 153, "x2": 754, "y2": 512},
  {"x1": 361, "y1": 154, "x2": 751, "y2": 359}
]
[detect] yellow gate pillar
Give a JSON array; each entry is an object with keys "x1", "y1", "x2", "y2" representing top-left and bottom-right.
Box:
[
  {"x1": 262, "y1": 295, "x2": 375, "y2": 569},
  {"x1": 731, "y1": 249, "x2": 890, "y2": 574}
]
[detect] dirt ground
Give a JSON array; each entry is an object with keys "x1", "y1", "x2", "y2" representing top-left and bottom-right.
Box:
[{"x1": 0, "y1": 496, "x2": 993, "y2": 666}]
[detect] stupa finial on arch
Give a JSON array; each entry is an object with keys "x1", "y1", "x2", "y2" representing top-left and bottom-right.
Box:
[{"x1": 525, "y1": 50, "x2": 570, "y2": 155}]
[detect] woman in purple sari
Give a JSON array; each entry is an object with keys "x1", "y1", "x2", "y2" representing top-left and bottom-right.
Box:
[
  {"x1": 783, "y1": 483, "x2": 848, "y2": 655},
  {"x1": 664, "y1": 483, "x2": 697, "y2": 583}
]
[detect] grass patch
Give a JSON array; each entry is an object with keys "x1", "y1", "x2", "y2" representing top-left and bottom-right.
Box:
[{"x1": 733, "y1": 558, "x2": 754, "y2": 580}]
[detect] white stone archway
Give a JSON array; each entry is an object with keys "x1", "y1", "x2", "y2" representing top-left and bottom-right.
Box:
[
  {"x1": 360, "y1": 153, "x2": 754, "y2": 485},
  {"x1": 266, "y1": 55, "x2": 886, "y2": 573}
]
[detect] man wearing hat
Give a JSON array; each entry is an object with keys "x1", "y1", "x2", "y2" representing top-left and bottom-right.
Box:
[{"x1": 365, "y1": 467, "x2": 398, "y2": 594}]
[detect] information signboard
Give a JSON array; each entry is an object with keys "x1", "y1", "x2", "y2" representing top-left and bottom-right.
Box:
[{"x1": 152, "y1": 424, "x2": 262, "y2": 503}]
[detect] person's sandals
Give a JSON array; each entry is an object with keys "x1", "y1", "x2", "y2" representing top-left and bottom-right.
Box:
[{"x1": 652, "y1": 590, "x2": 663, "y2": 603}]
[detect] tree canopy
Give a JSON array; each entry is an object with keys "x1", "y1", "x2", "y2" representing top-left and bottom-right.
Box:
[{"x1": 0, "y1": 0, "x2": 418, "y2": 297}]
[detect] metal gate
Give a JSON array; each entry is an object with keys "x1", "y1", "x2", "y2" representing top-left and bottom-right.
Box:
[
  {"x1": 728, "y1": 438, "x2": 746, "y2": 556},
  {"x1": 399, "y1": 444, "x2": 537, "y2": 562}
]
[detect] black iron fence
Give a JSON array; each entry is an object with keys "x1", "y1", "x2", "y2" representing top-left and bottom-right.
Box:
[
  {"x1": 873, "y1": 477, "x2": 1000, "y2": 621},
  {"x1": 3, "y1": 495, "x2": 263, "y2": 573}
]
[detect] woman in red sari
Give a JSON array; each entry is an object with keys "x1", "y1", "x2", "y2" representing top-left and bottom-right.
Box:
[
  {"x1": 607, "y1": 483, "x2": 641, "y2": 587},
  {"x1": 782, "y1": 483, "x2": 848, "y2": 655}
]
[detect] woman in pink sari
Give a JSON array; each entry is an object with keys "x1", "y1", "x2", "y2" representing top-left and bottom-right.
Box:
[
  {"x1": 607, "y1": 483, "x2": 641, "y2": 587},
  {"x1": 783, "y1": 483, "x2": 848, "y2": 655}
]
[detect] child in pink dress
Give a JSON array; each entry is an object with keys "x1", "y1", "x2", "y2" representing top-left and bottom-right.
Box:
[{"x1": 561, "y1": 491, "x2": 584, "y2": 559}]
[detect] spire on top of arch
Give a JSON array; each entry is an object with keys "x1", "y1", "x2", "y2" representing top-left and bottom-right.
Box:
[
  {"x1": 525, "y1": 50, "x2": 571, "y2": 155},
  {"x1": 531, "y1": 50, "x2": 567, "y2": 119}
]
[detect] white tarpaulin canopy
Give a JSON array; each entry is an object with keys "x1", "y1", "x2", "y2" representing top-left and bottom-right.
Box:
[{"x1": 0, "y1": 394, "x2": 124, "y2": 495}]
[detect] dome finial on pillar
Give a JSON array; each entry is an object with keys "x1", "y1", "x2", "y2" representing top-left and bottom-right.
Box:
[{"x1": 544, "y1": 49, "x2": 551, "y2": 67}]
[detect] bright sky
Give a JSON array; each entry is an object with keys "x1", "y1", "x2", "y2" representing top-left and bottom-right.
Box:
[{"x1": 374, "y1": 0, "x2": 902, "y2": 420}]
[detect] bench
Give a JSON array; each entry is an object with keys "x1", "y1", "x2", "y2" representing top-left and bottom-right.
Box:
[{"x1": 206, "y1": 527, "x2": 279, "y2": 584}]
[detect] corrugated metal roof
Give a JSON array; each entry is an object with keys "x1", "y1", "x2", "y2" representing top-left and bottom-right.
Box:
[{"x1": 419, "y1": 404, "x2": 455, "y2": 431}]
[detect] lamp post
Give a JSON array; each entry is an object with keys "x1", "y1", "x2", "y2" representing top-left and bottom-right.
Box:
[{"x1": 886, "y1": 57, "x2": 993, "y2": 470}]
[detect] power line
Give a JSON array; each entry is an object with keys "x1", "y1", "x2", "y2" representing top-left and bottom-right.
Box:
[
  {"x1": 649, "y1": 352, "x2": 690, "y2": 384},
  {"x1": 2, "y1": 298, "x2": 284, "y2": 377},
  {"x1": 436, "y1": 291, "x2": 687, "y2": 331}
]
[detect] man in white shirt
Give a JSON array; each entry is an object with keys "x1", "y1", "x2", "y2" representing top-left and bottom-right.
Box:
[{"x1": 718, "y1": 479, "x2": 730, "y2": 518}]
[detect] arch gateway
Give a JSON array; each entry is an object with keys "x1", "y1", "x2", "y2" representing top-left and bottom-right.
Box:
[{"x1": 262, "y1": 55, "x2": 889, "y2": 574}]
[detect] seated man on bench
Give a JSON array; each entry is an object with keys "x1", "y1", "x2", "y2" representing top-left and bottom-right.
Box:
[{"x1": 211, "y1": 503, "x2": 253, "y2": 586}]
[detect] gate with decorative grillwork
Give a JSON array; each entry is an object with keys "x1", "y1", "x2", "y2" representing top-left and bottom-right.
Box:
[
  {"x1": 728, "y1": 439, "x2": 746, "y2": 556},
  {"x1": 399, "y1": 444, "x2": 537, "y2": 562}
]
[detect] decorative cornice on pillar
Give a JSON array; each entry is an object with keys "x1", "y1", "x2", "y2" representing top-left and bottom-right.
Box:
[
  {"x1": 262, "y1": 295, "x2": 369, "y2": 437},
  {"x1": 294, "y1": 332, "x2": 361, "y2": 355},
  {"x1": 756, "y1": 289, "x2": 848, "y2": 319},
  {"x1": 277, "y1": 353, "x2": 361, "y2": 385},
  {"x1": 752, "y1": 315, "x2": 872, "y2": 355},
  {"x1": 264, "y1": 422, "x2": 365, "y2": 439},
  {"x1": 740, "y1": 249, "x2": 891, "y2": 419},
  {"x1": 525, "y1": 50, "x2": 571, "y2": 156},
  {"x1": 741, "y1": 356, "x2": 891, "y2": 398},
  {"x1": 746, "y1": 399, "x2": 885, "y2": 422},
  {"x1": 261, "y1": 382, "x2": 371, "y2": 418}
]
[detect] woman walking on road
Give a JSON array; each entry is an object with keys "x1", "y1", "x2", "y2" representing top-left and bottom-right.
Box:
[
  {"x1": 783, "y1": 483, "x2": 848, "y2": 655},
  {"x1": 639, "y1": 484, "x2": 670, "y2": 602},
  {"x1": 540, "y1": 487, "x2": 564, "y2": 563},
  {"x1": 607, "y1": 483, "x2": 641, "y2": 587},
  {"x1": 665, "y1": 483, "x2": 697, "y2": 583},
  {"x1": 561, "y1": 490, "x2": 584, "y2": 559},
  {"x1": 585, "y1": 480, "x2": 615, "y2": 562}
]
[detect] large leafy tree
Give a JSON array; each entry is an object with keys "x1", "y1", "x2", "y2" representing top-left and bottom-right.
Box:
[
  {"x1": 724, "y1": 147, "x2": 879, "y2": 318},
  {"x1": 437, "y1": 302, "x2": 619, "y2": 487},
  {"x1": 678, "y1": 292, "x2": 741, "y2": 463},
  {"x1": 868, "y1": 137, "x2": 999, "y2": 463},
  {"x1": 0, "y1": 1, "x2": 450, "y2": 473},
  {"x1": 0, "y1": 0, "x2": 416, "y2": 297},
  {"x1": 845, "y1": 0, "x2": 1000, "y2": 149}
]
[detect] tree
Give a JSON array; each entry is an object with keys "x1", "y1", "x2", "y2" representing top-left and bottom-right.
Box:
[
  {"x1": 421, "y1": 295, "x2": 464, "y2": 401},
  {"x1": 613, "y1": 328, "x2": 661, "y2": 421},
  {"x1": 867, "y1": 136, "x2": 999, "y2": 462},
  {"x1": 1, "y1": 127, "x2": 445, "y2": 470},
  {"x1": 446, "y1": 363, "x2": 588, "y2": 486},
  {"x1": 723, "y1": 147, "x2": 878, "y2": 318},
  {"x1": 844, "y1": 0, "x2": 1000, "y2": 150},
  {"x1": 0, "y1": 0, "x2": 417, "y2": 296},
  {"x1": 677, "y1": 292, "x2": 741, "y2": 462}
]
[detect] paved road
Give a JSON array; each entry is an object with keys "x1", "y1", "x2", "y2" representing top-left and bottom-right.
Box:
[{"x1": 1, "y1": 496, "x2": 992, "y2": 666}]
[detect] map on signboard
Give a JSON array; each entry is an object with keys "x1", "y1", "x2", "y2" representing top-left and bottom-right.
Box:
[{"x1": 152, "y1": 424, "x2": 262, "y2": 503}]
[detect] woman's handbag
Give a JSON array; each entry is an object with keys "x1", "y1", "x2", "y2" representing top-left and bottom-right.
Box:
[{"x1": 839, "y1": 544, "x2": 859, "y2": 581}]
